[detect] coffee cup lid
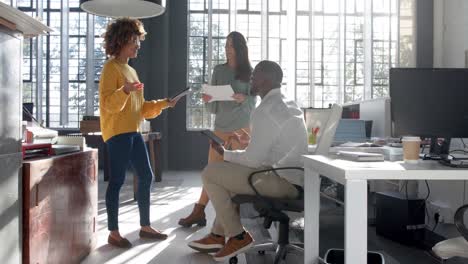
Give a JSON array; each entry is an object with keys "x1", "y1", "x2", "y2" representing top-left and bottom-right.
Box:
[{"x1": 402, "y1": 136, "x2": 421, "y2": 142}]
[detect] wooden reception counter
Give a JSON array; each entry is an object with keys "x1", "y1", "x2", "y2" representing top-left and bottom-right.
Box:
[{"x1": 22, "y1": 149, "x2": 98, "y2": 264}]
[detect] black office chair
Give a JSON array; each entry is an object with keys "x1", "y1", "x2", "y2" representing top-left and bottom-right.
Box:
[
  {"x1": 432, "y1": 204, "x2": 468, "y2": 261},
  {"x1": 230, "y1": 167, "x2": 305, "y2": 264},
  {"x1": 454, "y1": 204, "x2": 468, "y2": 242}
]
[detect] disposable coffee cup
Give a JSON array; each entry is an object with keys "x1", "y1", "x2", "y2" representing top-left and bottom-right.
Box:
[{"x1": 402, "y1": 136, "x2": 421, "y2": 163}]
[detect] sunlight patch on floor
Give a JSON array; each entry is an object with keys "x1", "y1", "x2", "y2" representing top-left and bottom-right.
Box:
[{"x1": 82, "y1": 171, "x2": 246, "y2": 264}]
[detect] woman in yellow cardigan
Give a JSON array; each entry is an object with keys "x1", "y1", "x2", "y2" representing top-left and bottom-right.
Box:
[{"x1": 100, "y1": 18, "x2": 178, "y2": 248}]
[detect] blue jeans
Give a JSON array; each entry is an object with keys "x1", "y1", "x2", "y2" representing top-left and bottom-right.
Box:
[{"x1": 105, "y1": 132, "x2": 153, "y2": 231}]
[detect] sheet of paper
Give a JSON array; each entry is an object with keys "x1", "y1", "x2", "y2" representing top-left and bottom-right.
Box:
[{"x1": 202, "y1": 84, "x2": 235, "y2": 101}]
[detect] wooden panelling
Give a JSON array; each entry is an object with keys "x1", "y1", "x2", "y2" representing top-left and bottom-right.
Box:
[{"x1": 22, "y1": 150, "x2": 98, "y2": 264}]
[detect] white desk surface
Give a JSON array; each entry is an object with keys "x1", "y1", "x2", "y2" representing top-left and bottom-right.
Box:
[
  {"x1": 302, "y1": 155, "x2": 468, "y2": 264},
  {"x1": 303, "y1": 155, "x2": 468, "y2": 184}
]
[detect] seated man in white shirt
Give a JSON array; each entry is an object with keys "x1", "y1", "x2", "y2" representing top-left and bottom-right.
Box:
[{"x1": 188, "y1": 60, "x2": 308, "y2": 262}]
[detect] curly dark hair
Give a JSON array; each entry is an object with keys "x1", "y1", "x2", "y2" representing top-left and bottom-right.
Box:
[
  {"x1": 227, "y1": 31, "x2": 252, "y2": 83},
  {"x1": 103, "y1": 18, "x2": 147, "y2": 57}
]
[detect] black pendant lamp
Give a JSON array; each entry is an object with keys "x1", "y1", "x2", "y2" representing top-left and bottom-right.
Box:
[{"x1": 80, "y1": 0, "x2": 166, "y2": 19}]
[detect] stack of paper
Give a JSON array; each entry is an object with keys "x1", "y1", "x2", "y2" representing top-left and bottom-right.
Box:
[
  {"x1": 26, "y1": 126, "x2": 58, "y2": 143},
  {"x1": 56, "y1": 135, "x2": 86, "y2": 149},
  {"x1": 52, "y1": 145, "x2": 80, "y2": 155},
  {"x1": 202, "y1": 84, "x2": 235, "y2": 101},
  {"x1": 339, "y1": 142, "x2": 381, "y2": 147},
  {"x1": 337, "y1": 151, "x2": 384, "y2": 162}
]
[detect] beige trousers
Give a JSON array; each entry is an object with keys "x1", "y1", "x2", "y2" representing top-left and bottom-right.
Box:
[{"x1": 202, "y1": 161, "x2": 299, "y2": 237}]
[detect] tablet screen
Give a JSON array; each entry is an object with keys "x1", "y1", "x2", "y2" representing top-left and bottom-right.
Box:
[
  {"x1": 201, "y1": 130, "x2": 225, "y2": 146},
  {"x1": 170, "y1": 87, "x2": 191, "y2": 101}
]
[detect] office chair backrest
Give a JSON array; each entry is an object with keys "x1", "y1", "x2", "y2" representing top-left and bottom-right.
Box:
[
  {"x1": 305, "y1": 104, "x2": 343, "y2": 156},
  {"x1": 454, "y1": 204, "x2": 468, "y2": 242}
]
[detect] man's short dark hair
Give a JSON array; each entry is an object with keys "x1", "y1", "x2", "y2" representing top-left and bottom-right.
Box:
[{"x1": 255, "y1": 60, "x2": 283, "y2": 88}]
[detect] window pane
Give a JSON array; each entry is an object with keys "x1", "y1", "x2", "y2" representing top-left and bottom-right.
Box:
[
  {"x1": 373, "y1": 0, "x2": 390, "y2": 13},
  {"x1": 186, "y1": 0, "x2": 413, "y2": 127},
  {"x1": 324, "y1": 0, "x2": 339, "y2": 13},
  {"x1": 69, "y1": 0, "x2": 80, "y2": 8},
  {"x1": 190, "y1": 0, "x2": 204, "y2": 11},
  {"x1": 17, "y1": 3, "x2": 109, "y2": 128},
  {"x1": 212, "y1": 13, "x2": 229, "y2": 37},
  {"x1": 236, "y1": 0, "x2": 247, "y2": 10},
  {"x1": 190, "y1": 13, "x2": 208, "y2": 36},
  {"x1": 213, "y1": 0, "x2": 229, "y2": 10},
  {"x1": 297, "y1": 15, "x2": 309, "y2": 39},
  {"x1": 297, "y1": 40, "x2": 309, "y2": 84},
  {"x1": 346, "y1": 0, "x2": 356, "y2": 14},
  {"x1": 50, "y1": 0, "x2": 60, "y2": 9},
  {"x1": 248, "y1": 37, "x2": 261, "y2": 64},
  {"x1": 298, "y1": 0, "x2": 310, "y2": 11},
  {"x1": 296, "y1": 85, "x2": 311, "y2": 107},
  {"x1": 269, "y1": 0, "x2": 280, "y2": 13},
  {"x1": 18, "y1": 0, "x2": 32, "y2": 8},
  {"x1": 248, "y1": 0, "x2": 261, "y2": 12}
]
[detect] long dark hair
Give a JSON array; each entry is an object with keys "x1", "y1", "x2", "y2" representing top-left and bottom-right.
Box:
[{"x1": 227, "y1": 31, "x2": 252, "y2": 83}]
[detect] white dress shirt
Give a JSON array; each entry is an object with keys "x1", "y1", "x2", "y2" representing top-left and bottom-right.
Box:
[{"x1": 224, "y1": 88, "x2": 308, "y2": 186}]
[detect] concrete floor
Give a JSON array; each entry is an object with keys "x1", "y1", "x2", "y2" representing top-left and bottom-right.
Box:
[
  {"x1": 82, "y1": 170, "x2": 247, "y2": 264},
  {"x1": 81, "y1": 170, "x2": 467, "y2": 264}
]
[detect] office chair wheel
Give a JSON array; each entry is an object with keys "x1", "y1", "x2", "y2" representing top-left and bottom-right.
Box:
[
  {"x1": 229, "y1": 256, "x2": 238, "y2": 264},
  {"x1": 273, "y1": 246, "x2": 287, "y2": 264},
  {"x1": 258, "y1": 250, "x2": 265, "y2": 255}
]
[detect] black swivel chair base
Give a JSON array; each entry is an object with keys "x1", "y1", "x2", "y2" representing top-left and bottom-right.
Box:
[
  {"x1": 247, "y1": 241, "x2": 304, "y2": 264},
  {"x1": 230, "y1": 167, "x2": 306, "y2": 264},
  {"x1": 228, "y1": 222, "x2": 304, "y2": 264},
  {"x1": 228, "y1": 195, "x2": 305, "y2": 264},
  {"x1": 252, "y1": 219, "x2": 304, "y2": 263}
]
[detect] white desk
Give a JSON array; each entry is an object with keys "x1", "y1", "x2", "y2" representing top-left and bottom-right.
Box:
[{"x1": 303, "y1": 155, "x2": 468, "y2": 264}]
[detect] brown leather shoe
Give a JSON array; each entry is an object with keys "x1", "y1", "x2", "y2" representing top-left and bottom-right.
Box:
[
  {"x1": 108, "y1": 235, "x2": 132, "y2": 248},
  {"x1": 139, "y1": 229, "x2": 168, "y2": 240},
  {"x1": 188, "y1": 233, "x2": 225, "y2": 253},
  {"x1": 213, "y1": 231, "x2": 254, "y2": 261},
  {"x1": 178, "y1": 203, "x2": 207, "y2": 227}
]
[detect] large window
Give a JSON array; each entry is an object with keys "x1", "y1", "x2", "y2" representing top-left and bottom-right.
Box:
[
  {"x1": 187, "y1": 0, "x2": 415, "y2": 130},
  {"x1": 18, "y1": 0, "x2": 109, "y2": 128},
  {"x1": 186, "y1": 0, "x2": 265, "y2": 130}
]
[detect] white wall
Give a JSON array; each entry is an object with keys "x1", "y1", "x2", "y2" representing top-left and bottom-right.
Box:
[
  {"x1": 434, "y1": 0, "x2": 468, "y2": 67},
  {"x1": 0, "y1": 27, "x2": 22, "y2": 264},
  {"x1": 426, "y1": 0, "x2": 468, "y2": 236}
]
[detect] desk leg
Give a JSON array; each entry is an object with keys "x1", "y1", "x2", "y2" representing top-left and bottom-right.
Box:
[
  {"x1": 345, "y1": 180, "x2": 368, "y2": 264},
  {"x1": 304, "y1": 168, "x2": 321, "y2": 264}
]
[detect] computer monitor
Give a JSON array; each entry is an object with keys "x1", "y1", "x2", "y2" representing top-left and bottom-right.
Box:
[
  {"x1": 334, "y1": 119, "x2": 369, "y2": 144},
  {"x1": 390, "y1": 68, "x2": 468, "y2": 159}
]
